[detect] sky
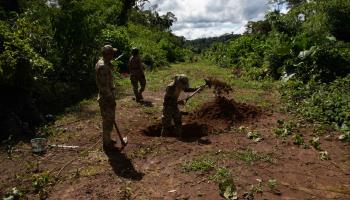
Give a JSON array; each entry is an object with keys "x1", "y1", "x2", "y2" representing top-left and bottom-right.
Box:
[{"x1": 146, "y1": 0, "x2": 282, "y2": 40}]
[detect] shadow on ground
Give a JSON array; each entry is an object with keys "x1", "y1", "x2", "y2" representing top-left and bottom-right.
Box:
[
  {"x1": 141, "y1": 123, "x2": 211, "y2": 144},
  {"x1": 139, "y1": 100, "x2": 154, "y2": 107},
  {"x1": 105, "y1": 148, "x2": 144, "y2": 181}
]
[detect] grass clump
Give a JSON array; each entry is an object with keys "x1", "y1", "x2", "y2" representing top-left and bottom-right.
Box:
[
  {"x1": 180, "y1": 156, "x2": 215, "y2": 172},
  {"x1": 230, "y1": 149, "x2": 276, "y2": 165}
]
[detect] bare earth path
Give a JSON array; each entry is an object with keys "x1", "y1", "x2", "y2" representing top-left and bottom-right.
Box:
[{"x1": 1, "y1": 63, "x2": 350, "y2": 200}]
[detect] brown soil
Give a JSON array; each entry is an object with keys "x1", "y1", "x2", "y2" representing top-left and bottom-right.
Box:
[
  {"x1": 190, "y1": 96, "x2": 260, "y2": 122},
  {"x1": 142, "y1": 97, "x2": 261, "y2": 140},
  {"x1": 1, "y1": 89, "x2": 349, "y2": 200}
]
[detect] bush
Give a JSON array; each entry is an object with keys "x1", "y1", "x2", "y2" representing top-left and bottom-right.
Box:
[{"x1": 280, "y1": 76, "x2": 350, "y2": 127}]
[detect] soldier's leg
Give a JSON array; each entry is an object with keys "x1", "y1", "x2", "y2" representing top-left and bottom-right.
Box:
[
  {"x1": 99, "y1": 100, "x2": 115, "y2": 146},
  {"x1": 130, "y1": 75, "x2": 140, "y2": 101},
  {"x1": 173, "y1": 108, "x2": 182, "y2": 138},
  {"x1": 161, "y1": 106, "x2": 172, "y2": 137},
  {"x1": 138, "y1": 74, "x2": 146, "y2": 99}
]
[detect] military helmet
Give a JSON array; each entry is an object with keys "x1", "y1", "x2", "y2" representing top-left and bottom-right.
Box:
[
  {"x1": 131, "y1": 47, "x2": 139, "y2": 56},
  {"x1": 174, "y1": 74, "x2": 189, "y2": 88},
  {"x1": 102, "y1": 45, "x2": 117, "y2": 55}
]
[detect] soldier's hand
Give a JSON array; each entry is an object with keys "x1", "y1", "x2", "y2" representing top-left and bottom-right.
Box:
[{"x1": 177, "y1": 100, "x2": 185, "y2": 105}]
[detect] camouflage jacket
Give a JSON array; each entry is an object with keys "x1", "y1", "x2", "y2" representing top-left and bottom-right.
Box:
[
  {"x1": 163, "y1": 82, "x2": 197, "y2": 106},
  {"x1": 95, "y1": 59, "x2": 115, "y2": 101},
  {"x1": 128, "y1": 55, "x2": 145, "y2": 76}
]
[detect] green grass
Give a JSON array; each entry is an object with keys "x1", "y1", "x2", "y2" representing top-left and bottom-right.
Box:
[
  {"x1": 225, "y1": 148, "x2": 276, "y2": 165},
  {"x1": 209, "y1": 167, "x2": 232, "y2": 182},
  {"x1": 180, "y1": 155, "x2": 216, "y2": 172}
]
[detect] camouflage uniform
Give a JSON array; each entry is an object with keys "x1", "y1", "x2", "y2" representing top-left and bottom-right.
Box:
[
  {"x1": 161, "y1": 75, "x2": 197, "y2": 137},
  {"x1": 128, "y1": 55, "x2": 146, "y2": 101},
  {"x1": 96, "y1": 55, "x2": 116, "y2": 146}
]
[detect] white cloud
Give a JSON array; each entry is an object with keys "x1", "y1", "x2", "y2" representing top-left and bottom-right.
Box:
[{"x1": 147, "y1": 0, "x2": 273, "y2": 40}]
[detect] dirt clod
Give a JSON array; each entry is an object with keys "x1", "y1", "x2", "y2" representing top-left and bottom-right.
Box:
[{"x1": 207, "y1": 78, "x2": 233, "y2": 96}]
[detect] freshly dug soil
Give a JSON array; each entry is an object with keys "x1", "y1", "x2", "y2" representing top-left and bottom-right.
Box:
[
  {"x1": 141, "y1": 97, "x2": 261, "y2": 138},
  {"x1": 190, "y1": 96, "x2": 261, "y2": 123}
]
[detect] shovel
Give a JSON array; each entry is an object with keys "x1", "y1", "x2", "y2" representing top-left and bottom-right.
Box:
[
  {"x1": 182, "y1": 79, "x2": 212, "y2": 104},
  {"x1": 113, "y1": 121, "x2": 128, "y2": 149}
]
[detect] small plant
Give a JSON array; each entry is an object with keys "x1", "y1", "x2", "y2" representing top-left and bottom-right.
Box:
[
  {"x1": 3, "y1": 187, "x2": 23, "y2": 200},
  {"x1": 268, "y1": 179, "x2": 278, "y2": 190},
  {"x1": 219, "y1": 178, "x2": 238, "y2": 200},
  {"x1": 251, "y1": 179, "x2": 263, "y2": 194},
  {"x1": 309, "y1": 137, "x2": 322, "y2": 151},
  {"x1": 319, "y1": 151, "x2": 330, "y2": 161},
  {"x1": 31, "y1": 171, "x2": 53, "y2": 199},
  {"x1": 274, "y1": 120, "x2": 295, "y2": 137},
  {"x1": 246, "y1": 131, "x2": 263, "y2": 142},
  {"x1": 293, "y1": 134, "x2": 304, "y2": 145},
  {"x1": 209, "y1": 167, "x2": 231, "y2": 182},
  {"x1": 120, "y1": 181, "x2": 133, "y2": 200},
  {"x1": 180, "y1": 156, "x2": 215, "y2": 172},
  {"x1": 339, "y1": 123, "x2": 350, "y2": 142}
]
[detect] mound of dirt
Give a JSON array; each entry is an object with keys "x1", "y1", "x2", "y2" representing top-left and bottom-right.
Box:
[
  {"x1": 141, "y1": 97, "x2": 261, "y2": 139},
  {"x1": 191, "y1": 97, "x2": 261, "y2": 123}
]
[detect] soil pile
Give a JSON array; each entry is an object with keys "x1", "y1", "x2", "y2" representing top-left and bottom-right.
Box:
[
  {"x1": 141, "y1": 97, "x2": 261, "y2": 139},
  {"x1": 191, "y1": 97, "x2": 260, "y2": 123}
]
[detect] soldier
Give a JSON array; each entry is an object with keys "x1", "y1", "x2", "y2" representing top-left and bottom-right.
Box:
[
  {"x1": 161, "y1": 74, "x2": 202, "y2": 137},
  {"x1": 96, "y1": 45, "x2": 117, "y2": 149},
  {"x1": 128, "y1": 47, "x2": 146, "y2": 102}
]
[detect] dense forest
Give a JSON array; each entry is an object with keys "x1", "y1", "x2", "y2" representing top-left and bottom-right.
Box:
[{"x1": 0, "y1": 0, "x2": 187, "y2": 140}]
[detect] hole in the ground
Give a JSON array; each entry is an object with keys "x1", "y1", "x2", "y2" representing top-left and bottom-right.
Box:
[{"x1": 141, "y1": 122, "x2": 209, "y2": 139}]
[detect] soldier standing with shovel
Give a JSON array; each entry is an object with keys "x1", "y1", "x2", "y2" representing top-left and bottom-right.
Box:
[{"x1": 96, "y1": 45, "x2": 127, "y2": 150}]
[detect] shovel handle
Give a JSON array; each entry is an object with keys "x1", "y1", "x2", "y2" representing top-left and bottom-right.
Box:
[{"x1": 113, "y1": 121, "x2": 127, "y2": 146}]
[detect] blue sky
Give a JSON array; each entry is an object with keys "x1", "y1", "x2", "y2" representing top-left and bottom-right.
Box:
[{"x1": 147, "y1": 0, "x2": 286, "y2": 40}]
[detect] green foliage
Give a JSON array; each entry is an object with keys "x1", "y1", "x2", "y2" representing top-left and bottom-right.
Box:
[
  {"x1": 231, "y1": 149, "x2": 276, "y2": 165},
  {"x1": 338, "y1": 123, "x2": 350, "y2": 142},
  {"x1": 219, "y1": 178, "x2": 238, "y2": 200},
  {"x1": 281, "y1": 76, "x2": 350, "y2": 128},
  {"x1": 101, "y1": 25, "x2": 131, "y2": 71},
  {"x1": 309, "y1": 137, "x2": 321, "y2": 151},
  {"x1": 180, "y1": 156, "x2": 215, "y2": 172},
  {"x1": 209, "y1": 167, "x2": 231, "y2": 182},
  {"x1": 293, "y1": 134, "x2": 304, "y2": 145},
  {"x1": 268, "y1": 179, "x2": 278, "y2": 190},
  {"x1": 2, "y1": 187, "x2": 23, "y2": 200},
  {"x1": 0, "y1": 0, "x2": 186, "y2": 139},
  {"x1": 274, "y1": 120, "x2": 295, "y2": 137},
  {"x1": 246, "y1": 131, "x2": 263, "y2": 142}
]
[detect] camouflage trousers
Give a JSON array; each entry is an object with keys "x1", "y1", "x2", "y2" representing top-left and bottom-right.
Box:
[
  {"x1": 130, "y1": 74, "x2": 146, "y2": 100},
  {"x1": 161, "y1": 104, "x2": 182, "y2": 137},
  {"x1": 98, "y1": 97, "x2": 116, "y2": 145}
]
